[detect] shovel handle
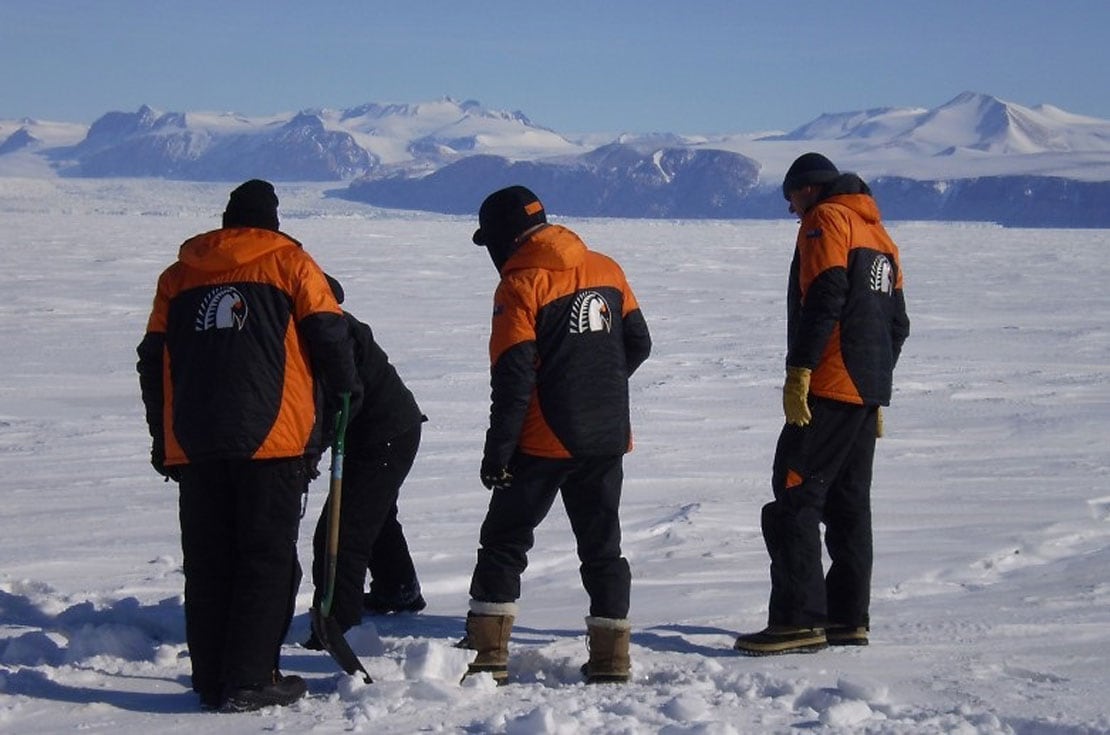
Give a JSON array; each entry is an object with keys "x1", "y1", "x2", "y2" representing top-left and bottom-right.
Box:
[{"x1": 320, "y1": 392, "x2": 351, "y2": 616}]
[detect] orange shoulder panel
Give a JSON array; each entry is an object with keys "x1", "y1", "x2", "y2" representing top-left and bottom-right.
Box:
[
  {"x1": 797, "y1": 205, "x2": 852, "y2": 298},
  {"x1": 275, "y1": 245, "x2": 344, "y2": 322},
  {"x1": 489, "y1": 279, "x2": 537, "y2": 364},
  {"x1": 590, "y1": 251, "x2": 640, "y2": 315},
  {"x1": 144, "y1": 270, "x2": 175, "y2": 334}
]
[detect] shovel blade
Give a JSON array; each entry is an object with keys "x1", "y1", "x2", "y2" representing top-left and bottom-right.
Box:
[{"x1": 310, "y1": 607, "x2": 373, "y2": 684}]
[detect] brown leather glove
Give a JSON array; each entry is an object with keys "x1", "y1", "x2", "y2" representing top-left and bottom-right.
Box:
[{"x1": 782, "y1": 367, "x2": 812, "y2": 427}]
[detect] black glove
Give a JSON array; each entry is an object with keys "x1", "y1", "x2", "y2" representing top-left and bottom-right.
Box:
[
  {"x1": 480, "y1": 456, "x2": 513, "y2": 491},
  {"x1": 150, "y1": 446, "x2": 181, "y2": 483},
  {"x1": 322, "y1": 389, "x2": 362, "y2": 447},
  {"x1": 348, "y1": 386, "x2": 364, "y2": 423},
  {"x1": 304, "y1": 452, "x2": 322, "y2": 481}
]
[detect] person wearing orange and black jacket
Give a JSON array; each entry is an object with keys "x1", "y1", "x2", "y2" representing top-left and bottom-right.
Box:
[
  {"x1": 458, "y1": 186, "x2": 651, "y2": 685},
  {"x1": 136, "y1": 180, "x2": 358, "y2": 712},
  {"x1": 735, "y1": 153, "x2": 910, "y2": 657}
]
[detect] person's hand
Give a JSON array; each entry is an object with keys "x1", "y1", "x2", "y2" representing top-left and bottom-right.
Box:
[
  {"x1": 347, "y1": 387, "x2": 364, "y2": 422},
  {"x1": 875, "y1": 406, "x2": 884, "y2": 438},
  {"x1": 480, "y1": 456, "x2": 513, "y2": 490},
  {"x1": 782, "y1": 366, "x2": 812, "y2": 427},
  {"x1": 304, "y1": 452, "x2": 322, "y2": 480},
  {"x1": 322, "y1": 389, "x2": 361, "y2": 447},
  {"x1": 151, "y1": 447, "x2": 181, "y2": 482}
]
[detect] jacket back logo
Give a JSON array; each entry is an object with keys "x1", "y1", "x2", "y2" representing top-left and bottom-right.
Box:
[
  {"x1": 570, "y1": 291, "x2": 612, "y2": 334},
  {"x1": 869, "y1": 255, "x2": 894, "y2": 295},
  {"x1": 195, "y1": 286, "x2": 248, "y2": 331}
]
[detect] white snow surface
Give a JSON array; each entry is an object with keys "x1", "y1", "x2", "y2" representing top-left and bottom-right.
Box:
[{"x1": 0, "y1": 179, "x2": 1108, "y2": 734}]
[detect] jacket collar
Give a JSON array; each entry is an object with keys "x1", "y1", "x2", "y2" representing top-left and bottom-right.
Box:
[
  {"x1": 178, "y1": 228, "x2": 297, "y2": 272},
  {"x1": 501, "y1": 224, "x2": 587, "y2": 274}
]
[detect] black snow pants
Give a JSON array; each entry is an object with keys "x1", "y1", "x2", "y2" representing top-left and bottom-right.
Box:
[
  {"x1": 763, "y1": 398, "x2": 878, "y2": 628},
  {"x1": 469, "y1": 453, "x2": 631, "y2": 619},
  {"x1": 311, "y1": 424, "x2": 421, "y2": 629},
  {"x1": 177, "y1": 457, "x2": 306, "y2": 695}
]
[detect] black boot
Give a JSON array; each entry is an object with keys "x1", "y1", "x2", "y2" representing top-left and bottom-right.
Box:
[
  {"x1": 220, "y1": 671, "x2": 307, "y2": 713},
  {"x1": 363, "y1": 582, "x2": 426, "y2": 615}
]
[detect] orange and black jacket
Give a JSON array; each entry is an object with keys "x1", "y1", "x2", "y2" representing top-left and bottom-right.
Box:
[
  {"x1": 787, "y1": 175, "x2": 910, "y2": 406},
  {"x1": 483, "y1": 224, "x2": 652, "y2": 466},
  {"x1": 137, "y1": 228, "x2": 357, "y2": 466}
]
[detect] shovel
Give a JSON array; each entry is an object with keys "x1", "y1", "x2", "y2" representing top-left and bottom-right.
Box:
[{"x1": 310, "y1": 392, "x2": 373, "y2": 683}]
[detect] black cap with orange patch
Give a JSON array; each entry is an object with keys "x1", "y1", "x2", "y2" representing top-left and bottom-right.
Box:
[{"x1": 472, "y1": 185, "x2": 547, "y2": 248}]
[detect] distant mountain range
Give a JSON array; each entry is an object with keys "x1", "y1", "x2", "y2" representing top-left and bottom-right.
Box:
[{"x1": 2, "y1": 92, "x2": 1109, "y2": 226}]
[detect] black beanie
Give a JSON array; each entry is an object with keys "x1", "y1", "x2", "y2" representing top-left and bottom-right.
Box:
[
  {"x1": 472, "y1": 185, "x2": 547, "y2": 249},
  {"x1": 222, "y1": 179, "x2": 280, "y2": 230},
  {"x1": 782, "y1": 153, "x2": 840, "y2": 200}
]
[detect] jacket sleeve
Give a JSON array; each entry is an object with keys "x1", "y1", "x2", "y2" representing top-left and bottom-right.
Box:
[
  {"x1": 483, "y1": 280, "x2": 537, "y2": 466},
  {"x1": 622, "y1": 308, "x2": 652, "y2": 376},
  {"x1": 136, "y1": 331, "x2": 165, "y2": 451},
  {"x1": 615, "y1": 266, "x2": 651, "y2": 376},
  {"x1": 136, "y1": 274, "x2": 171, "y2": 456},
  {"x1": 786, "y1": 208, "x2": 850, "y2": 369},
  {"x1": 299, "y1": 312, "x2": 358, "y2": 396},
  {"x1": 891, "y1": 288, "x2": 910, "y2": 367},
  {"x1": 291, "y1": 255, "x2": 359, "y2": 401},
  {"x1": 484, "y1": 341, "x2": 537, "y2": 466}
]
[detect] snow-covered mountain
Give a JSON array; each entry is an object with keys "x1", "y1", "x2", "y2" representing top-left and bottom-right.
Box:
[
  {"x1": 347, "y1": 143, "x2": 762, "y2": 218},
  {"x1": 2, "y1": 92, "x2": 1109, "y2": 225},
  {"x1": 333, "y1": 99, "x2": 580, "y2": 172},
  {"x1": 770, "y1": 91, "x2": 1110, "y2": 155},
  {"x1": 0, "y1": 98, "x2": 581, "y2": 182},
  {"x1": 54, "y1": 106, "x2": 375, "y2": 181}
]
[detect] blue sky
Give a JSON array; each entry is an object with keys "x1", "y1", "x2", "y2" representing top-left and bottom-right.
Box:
[{"x1": 2, "y1": 1, "x2": 1107, "y2": 134}]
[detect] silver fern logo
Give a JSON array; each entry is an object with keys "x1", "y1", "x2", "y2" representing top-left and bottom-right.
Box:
[
  {"x1": 869, "y1": 255, "x2": 894, "y2": 295},
  {"x1": 195, "y1": 286, "x2": 248, "y2": 331},
  {"x1": 570, "y1": 291, "x2": 612, "y2": 334}
]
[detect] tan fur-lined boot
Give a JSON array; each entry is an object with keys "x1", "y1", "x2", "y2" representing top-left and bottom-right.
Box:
[
  {"x1": 457, "y1": 601, "x2": 516, "y2": 684},
  {"x1": 582, "y1": 616, "x2": 631, "y2": 683}
]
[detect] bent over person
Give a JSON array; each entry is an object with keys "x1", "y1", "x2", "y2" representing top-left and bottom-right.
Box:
[
  {"x1": 459, "y1": 186, "x2": 652, "y2": 684},
  {"x1": 137, "y1": 180, "x2": 357, "y2": 711},
  {"x1": 304, "y1": 273, "x2": 427, "y2": 648},
  {"x1": 734, "y1": 153, "x2": 910, "y2": 656}
]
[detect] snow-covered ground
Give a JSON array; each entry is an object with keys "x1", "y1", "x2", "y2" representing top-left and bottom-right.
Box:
[{"x1": 0, "y1": 179, "x2": 1107, "y2": 734}]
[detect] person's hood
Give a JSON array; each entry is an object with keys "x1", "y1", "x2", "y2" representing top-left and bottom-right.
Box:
[
  {"x1": 178, "y1": 228, "x2": 297, "y2": 271},
  {"x1": 815, "y1": 173, "x2": 881, "y2": 224},
  {"x1": 500, "y1": 224, "x2": 587, "y2": 275}
]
